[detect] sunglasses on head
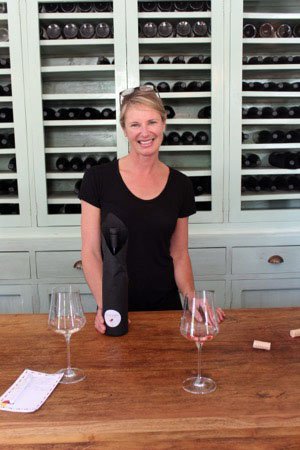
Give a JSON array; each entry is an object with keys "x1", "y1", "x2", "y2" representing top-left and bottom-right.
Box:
[{"x1": 119, "y1": 84, "x2": 160, "y2": 105}]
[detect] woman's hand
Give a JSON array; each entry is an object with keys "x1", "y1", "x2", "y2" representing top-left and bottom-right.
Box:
[
  {"x1": 216, "y1": 307, "x2": 226, "y2": 323},
  {"x1": 95, "y1": 308, "x2": 106, "y2": 334}
]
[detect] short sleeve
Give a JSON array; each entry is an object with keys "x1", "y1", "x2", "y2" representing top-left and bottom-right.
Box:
[
  {"x1": 178, "y1": 176, "x2": 196, "y2": 218},
  {"x1": 78, "y1": 166, "x2": 102, "y2": 208}
]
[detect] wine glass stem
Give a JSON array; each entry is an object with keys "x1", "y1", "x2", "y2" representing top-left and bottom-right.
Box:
[
  {"x1": 197, "y1": 343, "x2": 203, "y2": 381},
  {"x1": 65, "y1": 333, "x2": 72, "y2": 374}
]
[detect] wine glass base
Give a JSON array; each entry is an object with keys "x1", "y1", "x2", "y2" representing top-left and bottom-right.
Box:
[
  {"x1": 183, "y1": 376, "x2": 216, "y2": 394},
  {"x1": 57, "y1": 368, "x2": 85, "y2": 384}
]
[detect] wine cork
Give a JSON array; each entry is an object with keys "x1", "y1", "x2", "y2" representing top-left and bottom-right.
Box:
[
  {"x1": 253, "y1": 340, "x2": 271, "y2": 351},
  {"x1": 290, "y1": 329, "x2": 300, "y2": 338}
]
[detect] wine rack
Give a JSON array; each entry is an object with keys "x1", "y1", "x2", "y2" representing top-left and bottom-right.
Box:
[
  {"x1": 26, "y1": 0, "x2": 127, "y2": 226},
  {"x1": 230, "y1": 0, "x2": 300, "y2": 222},
  {"x1": 126, "y1": 0, "x2": 224, "y2": 223}
]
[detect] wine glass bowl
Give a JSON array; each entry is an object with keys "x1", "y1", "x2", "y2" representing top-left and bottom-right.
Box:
[
  {"x1": 48, "y1": 286, "x2": 86, "y2": 384},
  {"x1": 180, "y1": 290, "x2": 219, "y2": 394}
]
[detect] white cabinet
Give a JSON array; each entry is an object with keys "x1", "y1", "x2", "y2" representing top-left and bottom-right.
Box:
[
  {"x1": 38, "y1": 283, "x2": 96, "y2": 313},
  {"x1": 0, "y1": 285, "x2": 33, "y2": 313}
]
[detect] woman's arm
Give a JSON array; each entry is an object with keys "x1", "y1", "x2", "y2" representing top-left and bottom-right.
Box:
[
  {"x1": 170, "y1": 217, "x2": 225, "y2": 322},
  {"x1": 81, "y1": 200, "x2": 106, "y2": 333}
]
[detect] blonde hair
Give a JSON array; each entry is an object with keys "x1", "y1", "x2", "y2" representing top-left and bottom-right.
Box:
[{"x1": 120, "y1": 88, "x2": 166, "y2": 128}]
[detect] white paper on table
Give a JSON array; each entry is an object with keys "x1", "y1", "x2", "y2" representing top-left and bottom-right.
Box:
[{"x1": 0, "y1": 369, "x2": 63, "y2": 413}]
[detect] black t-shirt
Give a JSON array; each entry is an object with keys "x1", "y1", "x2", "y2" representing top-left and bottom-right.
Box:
[{"x1": 79, "y1": 160, "x2": 196, "y2": 310}]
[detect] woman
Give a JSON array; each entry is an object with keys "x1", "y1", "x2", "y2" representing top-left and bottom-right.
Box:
[{"x1": 79, "y1": 85, "x2": 224, "y2": 333}]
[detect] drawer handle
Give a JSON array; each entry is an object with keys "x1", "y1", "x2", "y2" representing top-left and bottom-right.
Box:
[
  {"x1": 73, "y1": 260, "x2": 83, "y2": 270},
  {"x1": 268, "y1": 255, "x2": 284, "y2": 265}
]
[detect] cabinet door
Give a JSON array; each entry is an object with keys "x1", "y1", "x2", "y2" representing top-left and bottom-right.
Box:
[
  {"x1": 0, "y1": 285, "x2": 33, "y2": 313},
  {"x1": 194, "y1": 280, "x2": 227, "y2": 308},
  {"x1": 126, "y1": 0, "x2": 224, "y2": 223},
  {"x1": 25, "y1": 0, "x2": 127, "y2": 226},
  {"x1": 38, "y1": 283, "x2": 96, "y2": 313},
  {"x1": 229, "y1": 0, "x2": 300, "y2": 222},
  {"x1": 0, "y1": 1, "x2": 31, "y2": 226},
  {"x1": 232, "y1": 278, "x2": 300, "y2": 308}
]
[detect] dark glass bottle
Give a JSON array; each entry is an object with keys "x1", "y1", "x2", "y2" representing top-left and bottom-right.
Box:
[
  {"x1": 84, "y1": 157, "x2": 97, "y2": 170},
  {"x1": 262, "y1": 81, "x2": 277, "y2": 91},
  {"x1": 1, "y1": 84, "x2": 12, "y2": 96},
  {"x1": 248, "y1": 81, "x2": 263, "y2": 91},
  {"x1": 43, "y1": 107, "x2": 56, "y2": 120},
  {"x1": 0, "y1": 107, "x2": 13, "y2": 122},
  {"x1": 67, "y1": 108, "x2": 82, "y2": 120},
  {"x1": 62, "y1": 23, "x2": 78, "y2": 39},
  {"x1": 274, "y1": 175, "x2": 298, "y2": 191},
  {"x1": 174, "y1": 1, "x2": 188, "y2": 11},
  {"x1": 46, "y1": 24, "x2": 61, "y2": 39},
  {"x1": 59, "y1": 3, "x2": 77, "y2": 13},
  {"x1": 285, "y1": 129, "x2": 300, "y2": 142},
  {"x1": 8, "y1": 157, "x2": 16, "y2": 172},
  {"x1": 0, "y1": 134, "x2": 8, "y2": 147},
  {"x1": 101, "y1": 108, "x2": 116, "y2": 119},
  {"x1": 74, "y1": 179, "x2": 82, "y2": 195},
  {"x1": 157, "y1": 55, "x2": 171, "y2": 64},
  {"x1": 248, "y1": 55, "x2": 264, "y2": 64},
  {"x1": 263, "y1": 56, "x2": 279, "y2": 64},
  {"x1": 172, "y1": 81, "x2": 186, "y2": 92},
  {"x1": 158, "y1": 2, "x2": 174, "y2": 11},
  {"x1": 142, "y1": 22, "x2": 158, "y2": 38},
  {"x1": 189, "y1": 1, "x2": 205, "y2": 11},
  {"x1": 198, "y1": 105, "x2": 211, "y2": 118},
  {"x1": 245, "y1": 153, "x2": 261, "y2": 167},
  {"x1": 261, "y1": 106, "x2": 276, "y2": 118},
  {"x1": 243, "y1": 23, "x2": 257, "y2": 38},
  {"x1": 259, "y1": 22, "x2": 275, "y2": 38},
  {"x1": 246, "y1": 107, "x2": 262, "y2": 119},
  {"x1": 8, "y1": 133, "x2": 15, "y2": 148},
  {"x1": 176, "y1": 21, "x2": 192, "y2": 37},
  {"x1": 79, "y1": 107, "x2": 102, "y2": 120},
  {"x1": 293, "y1": 24, "x2": 300, "y2": 37},
  {"x1": 164, "y1": 105, "x2": 175, "y2": 118},
  {"x1": 254, "y1": 129, "x2": 273, "y2": 143},
  {"x1": 140, "y1": 2, "x2": 158, "y2": 11},
  {"x1": 242, "y1": 131, "x2": 249, "y2": 142},
  {"x1": 157, "y1": 21, "x2": 174, "y2": 38},
  {"x1": 271, "y1": 130, "x2": 285, "y2": 143},
  {"x1": 181, "y1": 131, "x2": 194, "y2": 145},
  {"x1": 0, "y1": 204, "x2": 19, "y2": 215},
  {"x1": 157, "y1": 81, "x2": 171, "y2": 92},
  {"x1": 0, "y1": 57, "x2": 9, "y2": 68},
  {"x1": 291, "y1": 81, "x2": 300, "y2": 91},
  {"x1": 187, "y1": 81, "x2": 203, "y2": 91},
  {"x1": 98, "y1": 156, "x2": 111, "y2": 165},
  {"x1": 292, "y1": 56, "x2": 300, "y2": 64},
  {"x1": 276, "y1": 24, "x2": 292, "y2": 38},
  {"x1": 275, "y1": 106, "x2": 289, "y2": 118},
  {"x1": 288, "y1": 106, "x2": 300, "y2": 118},
  {"x1": 79, "y1": 23, "x2": 95, "y2": 39},
  {"x1": 195, "y1": 130, "x2": 209, "y2": 144},
  {"x1": 243, "y1": 176, "x2": 261, "y2": 192},
  {"x1": 55, "y1": 108, "x2": 69, "y2": 120},
  {"x1": 95, "y1": 23, "x2": 111, "y2": 39},
  {"x1": 44, "y1": 3, "x2": 59, "y2": 12},
  {"x1": 277, "y1": 81, "x2": 291, "y2": 91},
  {"x1": 70, "y1": 156, "x2": 84, "y2": 171},
  {"x1": 94, "y1": 2, "x2": 111, "y2": 12},
  {"x1": 97, "y1": 56, "x2": 111, "y2": 65},
  {"x1": 192, "y1": 20, "x2": 208, "y2": 37},
  {"x1": 56, "y1": 157, "x2": 70, "y2": 171},
  {"x1": 269, "y1": 151, "x2": 297, "y2": 169},
  {"x1": 140, "y1": 55, "x2": 154, "y2": 64},
  {"x1": 259, "y1": 176, "x2": 277, "y2": 191},
  {"x1": 77, "y1": 2, "x2": 93, "y2": 12},
  {"x1": 166, "y1": 131, "x2": 181, "y2": 145},
  {"x1": 201, "y1": 80, "x2": 211, "y2": 91},
  {"x1": 242, "y1": 81, "x2": 249, "y2": 91},
  {"x1": 277, "y1": 56, "x2": 292, "y2": 64},
  {"x1": 191, "y1": 176, "x2": 211, "y2": 195},
  {"x1": 172, "y1": 55, "x2": 185, "y2": 64},
  {"x1": 187, "y1": 55, "x2": 205, "y2": 64}
]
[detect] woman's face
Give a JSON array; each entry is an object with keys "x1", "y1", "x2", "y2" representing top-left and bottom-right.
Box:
[{"x1": 122, "y1": 103, "x2": 166, "y2": 157}]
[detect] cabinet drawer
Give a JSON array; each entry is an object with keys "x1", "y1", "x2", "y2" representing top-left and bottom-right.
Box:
[
  {"x1": 0, "y1": 252, "x2": 30, "y2": 279},
  {"x1": 190, "y1": 248, "x2": 226, "y2": 276},
  {"x1": 36, "y1": 251, "x2": 84, "y2": 279},
  {"x1": 232, "y1": 246, "x2": 300, "y2": 275}
]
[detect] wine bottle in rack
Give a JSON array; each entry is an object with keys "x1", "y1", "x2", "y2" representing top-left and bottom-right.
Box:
[
  {"x1": 0, "y1": 134, "x2": 8, "y2": 147},
  {"x1": 77, "y1": 2, "x2": 93, "y2": 12},
  {"x1": 2, "y1": 84, "x2": 12, "y2": 96},
  {"x1": 259, "y1": 176, "x2": 277, "y2": 191},
  {"x1": 164, "y1": 105, "x2": 175, "y2": 118},
  {"x1": 291, "y1": 82, "x2": 300, "y2": 91},
  {"x1": 248, "y1": 55, "x2": 264, "y2": 64},
  {"x1": 157, "y1": 56, "x2": 171, "y2": 64},
  {"x1": 262, "y1": 81, "x2": 277, "y2": 91},
  {"x1": 62, "y1": 23, "x2": 79, "y2": 40},
  {"x1": 59, "y1": 3, "x2": 77, "y2": 13},
  {"x1": 204, "y1": 1, "x2": 211, "y2": 11},
  {"x1": 190, "y1": 176, "x2": 211, "y2": 195},
  {"x1": 293, "y1": 24, "x2": 300, "y2": 37},
  {"x1": 242, "y1": 81, "x2": 249, "y2": 91},
  {"x1": 248, "y1": 81, "x2": 263, "y2": 91},
  {"x1": 79, "y1": 23, "x2": 95, "y2": 39},
  {"x1": 277, "y1": 81, "x2": 291, "y2": 91},
  {"x1": 259, "y1": 23, "x2": 275, "y2": 38},
  {"x1": 0, "y1": 204, "x2": 19, "y2": 215},
  {"x1": 261, "y1": 106, "x2": 276, "y2": 118},
  {"x1": 140, "y1": 55, "x2": 154, "y2": 64},
  {"x1": 74, "y1": 179, "x2": 82, "y2": 195},
  {"x1": 70, "y1": 156, "x2": 84, "y2": 171},
  {"x1": 195, "y1": 130, "x2": 209, "y2": 144},
  {"x1": 44, "y1": 3, "x2": 59, "y2": 12},
  {"x1": 98, "y1": 156, "x2": 111, "y2": 165},
  {"x1": 174, "y1": 1, "x2": 189, "y2": 11},
  {"x1": 243, "y1": 176, "x2": 261, "y2": 192},
  {"x1": 187, "y1": 81, "x2": 203, "y2": 91},
  {"x1": 0, "y1": 107, "x2": 13, "y2": 122},
  {"x1": 189, "y1": 2, "x2": 206, "y2": 11},
  {"x1": 276, "y1": 24, "x2": 292, "y2": 38},
  {"x1": 46, "y1": 24, "x2": 62, "y2": 40},
  {"x1": 7, "y1": 180, "x2": 18, "y2": 194},
  {"x1": 244, "y1": 153, "x2": 261, "y2": 167},
  {"x1": 187, "y1": 55, "x2": 204, "y2": 64},
  {"x1": 142, "y1": 22, "x2": 158, "y2": 38},
  {"x1": 176, "y1": 21, "x2": 192, "y2": 37},
  {"x1": 172, "y1": 81, "x2": 186, "y2": 92},
  {"x1": 84, "y1": 157, "x2": 97, "y2": 170},
  {"x1": 253, "y1": 129, "x2": 273, "y2": 143},
  {"x1": 94, "y1": 2, "x2": 113, "y2": 12},
  {"x1": 56, "y1": 157, "x2": 70, "y2": 172},
  {"x1": 140, "y1": 1, "x2": 158, "y2": 11},
  {"x1": 101, "y1": 108, "x2": 116, "y2": 119},
  {"x1": 95, "y1": 23, "x2": 111, "y2": 39},
  {"x1": 157, "y1": 81, "x2": 171, "y2": 92},
  {"x1": 242, "y1": 131, "x2": 249, "y2": 142},
  {"x1": 273, "y1": 175, "x2": 298, "y2": 191},
  {"x1": 198, "y1": 105, "x2": 211, "y2": 118},
  {"x1": 8, "y1": 157, "x2": 16, "y2": 172},
  {"x1": 79, "y1": 107, "x2": 101, "y2": 120},
  {"x1": 0, "y1": 58, "x2": 9, "y2": 68},
  {"x1": 67, "y1": 108, "x2": 82, "y2": 120},
  {"x1": 272, "y1": 130, "x2": 285, "y2": 143},
  {"x1": 288, "y1": 106, "x2": 300, "y2": 118},
  {"x1": 166, "y1": 131, "x2": 181, "y2": 145},
  {"x1": 0, "y1": 3, "x2": 7, "y2": 13},
  {"x1": 243, "y1": 24, "x2": 257, "y2": 38},
  {"x1": 172, "y1": 55, "x2": 185, "y2": 64},
  {"x1": 55, "y1": 108, "x2": 69, "y2": 120},
  {"x1": 269, "y1": 151, "x2": 298, "y2": 169},
  {"x1": 275, "y1": 106, "x2": 289, "y2": 118},
  {"x1": 246, "y1": 107, "x2": 262, "y2": 119},
  {"x1": 158, "y1": 2, "x2": 173, "y2": 11},
  {"x1": 181, "y1": 131, "x2": 194, "y2": 145},
  {"x1": 263, "y1": 56, "x2": 278, "y2": 64},
  {"x1": 43, "y1": 107, "x2": 56, "y2": 120},
  {"x1": 157, "y1": 22, "x2": 174, "y2": 38},
  {"x1": 285, "y1": 129, "x2": 300, "y2": 142},
  {"x1": 192, "y1": 20, "x2": 208, "y2": 37}
]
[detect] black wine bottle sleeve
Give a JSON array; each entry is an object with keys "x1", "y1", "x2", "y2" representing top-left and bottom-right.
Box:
[{"x1": 101, "y1": 213, "x2": 128, "y2": 337}]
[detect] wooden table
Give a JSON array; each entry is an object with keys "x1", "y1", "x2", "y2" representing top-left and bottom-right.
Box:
[{"x1": 0, "y1": 308, "x2": 299, "y2": 449}]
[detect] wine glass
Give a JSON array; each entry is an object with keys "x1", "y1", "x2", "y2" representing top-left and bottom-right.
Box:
[
  {"x1": 180, "y1": 290, "x2": 219, "y2": 394},
  {"x1": 48, "y1": 286, "x2": 86, "y2": 384}
]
